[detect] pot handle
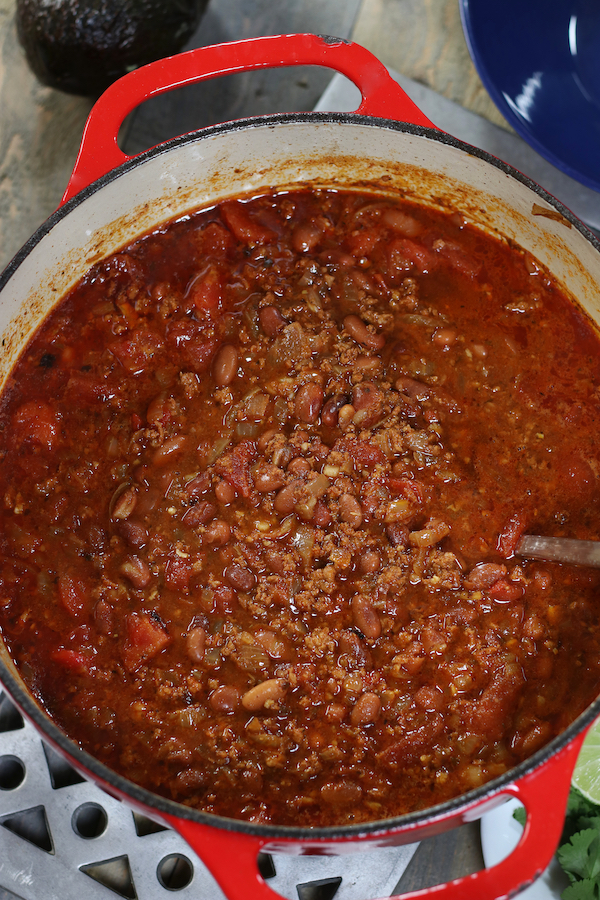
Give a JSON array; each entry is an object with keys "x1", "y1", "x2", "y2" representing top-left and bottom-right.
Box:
[
  {"x1": 164, "y1": 729, "x2": 586, "y2": 900},
  {"x1": 62, "y1": 32, "x2": 437, "y2": 204}
]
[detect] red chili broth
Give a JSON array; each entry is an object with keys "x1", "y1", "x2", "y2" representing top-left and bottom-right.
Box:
[{"x1": 0, "y1": 188, "x2": 599, "y2": 827}]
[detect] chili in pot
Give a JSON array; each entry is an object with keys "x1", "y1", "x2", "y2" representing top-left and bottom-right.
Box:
[{"x1": 1, "y1": 185, "x2": 600, "y2": 829}]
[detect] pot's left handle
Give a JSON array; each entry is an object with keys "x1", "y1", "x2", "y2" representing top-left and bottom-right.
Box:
[{"x1": 62, "y1": 32, "x2": 437, "y2": 205}]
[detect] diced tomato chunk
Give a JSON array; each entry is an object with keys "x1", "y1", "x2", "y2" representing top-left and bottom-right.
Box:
[
  {"x1": 188, "y1": 266, "x2": 223, "y2": 317},
  {"x1": 58, "y1": 572, "x2": 89, "y2": 618},
  {"x1": 497, "y1": 511, "x2": 527, "y2": 558},
  {"x1": 12, "y1": 400, "x2": 60, "y2": 450},
  {"x1": 65, "y1": 371, "x2": 117, "y2": 403},
  {"x1": 110, "y1": 326, "x2": 165, "y2": 374},
  {"x1": 215, "y1": 440, "x2": 258, "y2": 501},
  {"x1": 166, "y1": 318, "x2": 217, "y2": 372},
  {"x1": 387, "y1": 237, "x2": 436, "y2": 276},
  {"x1": 221, "y1": 200, "x2": 275, "y2": 245},
  {"x1": 122, "y1": 612, "x2": 170, "y2": 672},
  {"x1": 51, "y1": 648, "x2": 91, "y2": 673},
  {"x1": 346, "y1": 229, "x2": 379, "y2": 257},
  {"x1": 433, "y1": 239, "x2": 481, "y2": 278},
  {"x1": 557, "y1": 453, "x2": 595, "y2": 496},
  {"x1": 198, "y1": 222, "x2": 235, "y2": 256},
  {"x1": 165, "y1": 555, "x2": 192, "y2": 591},
  {"x1": 335, "y1": 438, "x2": 386, "y2": 469}
]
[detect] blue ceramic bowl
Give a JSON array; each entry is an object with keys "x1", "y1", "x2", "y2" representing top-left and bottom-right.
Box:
[{"x1": 460, "y1": 0, "x2": 600, "y2": 193}]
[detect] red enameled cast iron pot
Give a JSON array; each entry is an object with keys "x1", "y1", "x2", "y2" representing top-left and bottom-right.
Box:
[{"x1": 1, "y1": 33, "x2": 600, "y2": 900}]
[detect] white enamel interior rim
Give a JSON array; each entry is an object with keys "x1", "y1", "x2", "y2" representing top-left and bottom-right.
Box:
[{"x1": 1, "y1": 116, "x2": 599, "y2": 396}]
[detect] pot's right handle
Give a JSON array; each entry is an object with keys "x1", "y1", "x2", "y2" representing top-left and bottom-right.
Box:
[
  {"x1": 166, "y1": 729, "x2": 586, "y2": 900},
  {"x1": 63, "y1": 32, "x2": 437, "y2": 204},
  {"x1": 389, "y1": 729, "x2": 587, "y2": 899}
]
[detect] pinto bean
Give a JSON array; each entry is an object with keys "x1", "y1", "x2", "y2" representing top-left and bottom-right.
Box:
[
  {"x1": 325, "y1": 702, "x2": 346, "y2": 723},
  {"x1": 353, "y1": 355, "x2": 380, "y2": 375},
  {"x1": 292, "y1": 222, "x2": 324, "y2": 253},
  {"x1": 146, "y1": 393, "x2": 173, "y2": 428},
  {"x1": 259, "y1": 306, "x2": 287, "y2": 337},
  {"x1": 313, "y1": 501, "x2": 332, "y2": 528},
  {"x1": 120, "y1": 555, "x2": 151, "y2": 588},
  {"x1": 224, "y1": 563, "x2": 256, "y2": 592},
  {"x1": 421, "y1": 626, "x2": 447, "y2": 655},
  {"x1": 152, "y1": 434, "x2": 187, "y2": 466},
  {"x1": 257, "y1": 428, "x2": 278, "y2": 452},
  {"x1": 337, "y1": 404, "x2": 356, "y2": 429},
  {"x1": 255, "y1": 629, "x2": 291, "y2": 660},
  {"x1": 265, "y1": 549, "x2": 287, "y2": 574},
  {"x1": 294, "y1": 383, "x2": 324, "y2": 424},
  {"x1": 287, "y1": 457, "x2": 311, "y2": 476},
  {"x1": 186, "y1": 626, "x2": 206, "y2": 663},
  {"x1": 182, "y1": 471, "x2": 211, "y2": 500},
  {"x1": 117, "y1": 519, "x2": 148, "y2": 549},
  {"x1": 359, "y1": 550, "x2": 381, "y2": 574},
  {"x1": 464, "y1": 562, "x2": 508, "y2": 590},
  {"x1": 414, "y1": 685, "x2": 444, "y2": 711},
  {"x1": 353, "y1": 382, "x2": 382, "y2": 411},
  {"x1": 350, "y1": 692, "x2": 381, "y2": 726},
  {"x1": 343, "y1": 314, "x2": 385, "y2": 351},
  {"x1": 352, "y1": 382, "x2": 384, "y2": 427},
  {"x1": 213, "y1": 344, "x2": 238, "y2": 386},
  {"x1": 94, "y1": 598, "x2": 115, "y2": 635},
  {"x1": 338, "y1": 630, "x2": 372, "y2": 669},
  {"x1": 339, "y1": 493, "x2": 363, "y2": 529},
  {"x1": 209, "y1": 684, "x2": 241, "y2": 713},
  {"x1": 352, "y1": 595, "x2": 381, "y2": 640},
  {"x1": 274, "y1": 479, "x2": 303, "y2": 515},
  {"x1": 183, "y1": 500, "x2": 217, "y2": 527},
  {"x1": 321, "y1": 393, "x2": 350, "y2": 428},
  {"x1": 215, "y1": 479, "x2": 236, "y2": 504},
  {"x1": 204, "y1": 519, "x2": 231, "y2": 545},
  {"x1": 241, "y1": 678, "x2": 286, "y2": 711},
  {"x1": 272, "y1": 443, "x2": 295, "y2": 469},
  {"x1": 111, "y1": 484, "x2": 137, "y2": 520},
  {"x1": 252, "y1": 461, "x2": 286, "y2": 493},
  {"x1": 320, "y1": 780, "x2": 362, "y2": 806},
  {"x1": 433, "y1": 327, "x2": 457, "y2": 348}
]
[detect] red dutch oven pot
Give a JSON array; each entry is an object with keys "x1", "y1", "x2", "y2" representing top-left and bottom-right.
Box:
[{"x1": 1, "y1": 32, "x2": 600, "y2": 900}]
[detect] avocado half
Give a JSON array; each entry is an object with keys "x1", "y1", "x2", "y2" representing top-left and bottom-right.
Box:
[{"x1": 16, "y1": 0, "x2": 210, "y2": 97}]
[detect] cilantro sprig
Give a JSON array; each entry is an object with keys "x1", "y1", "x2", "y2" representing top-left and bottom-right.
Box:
[
  {"x1": 558, "y1": 789, "x2": 600, "y2": 900},
  {"x1": 513, "y1": 788, "x2": 600, "y2": 899}
]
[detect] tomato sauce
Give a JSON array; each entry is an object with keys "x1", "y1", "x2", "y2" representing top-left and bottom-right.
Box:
[{"x1": 0, "y1": 188, "x2": 599, "y2": 827}]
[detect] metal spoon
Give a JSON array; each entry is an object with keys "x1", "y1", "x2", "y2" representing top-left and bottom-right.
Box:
[{"x1": 516, "y1": 534, "x2": 600, "y2": 568}]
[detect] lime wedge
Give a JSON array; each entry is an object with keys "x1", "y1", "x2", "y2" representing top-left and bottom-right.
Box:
[{"x1": 572, "y1": 716, "x2": 600, "y2": 804}]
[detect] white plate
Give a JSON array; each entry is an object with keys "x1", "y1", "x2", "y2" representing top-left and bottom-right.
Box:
[{"x1": 480, "y1": 799, "x2": 569, "y2": 898}]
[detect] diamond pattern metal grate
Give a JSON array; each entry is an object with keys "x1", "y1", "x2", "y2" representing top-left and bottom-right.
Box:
[{"x1": 0, "y1": 690, "x2": 417, "y2": 900}]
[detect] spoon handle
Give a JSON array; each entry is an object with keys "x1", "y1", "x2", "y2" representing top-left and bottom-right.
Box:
[{"x1": 516, "y1": 534, "x2": 600, "y2": 567}]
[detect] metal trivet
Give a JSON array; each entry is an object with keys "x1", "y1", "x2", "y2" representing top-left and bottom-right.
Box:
[{"x1": 0, "y1": 690, "x2": 417, "y2": 900}]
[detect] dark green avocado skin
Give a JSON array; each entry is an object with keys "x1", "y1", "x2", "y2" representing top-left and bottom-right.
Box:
[{"x1": 16, "y1": 0, "x2": 209, "y2": 97}]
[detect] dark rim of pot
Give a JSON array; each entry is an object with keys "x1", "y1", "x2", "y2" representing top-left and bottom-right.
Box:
[
  {"x1": 2, "y1": 109, "x2": 599, "y2": 290},
  {"x1": 1, "y1": 110, "x2": 600, "y2": 841}
]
